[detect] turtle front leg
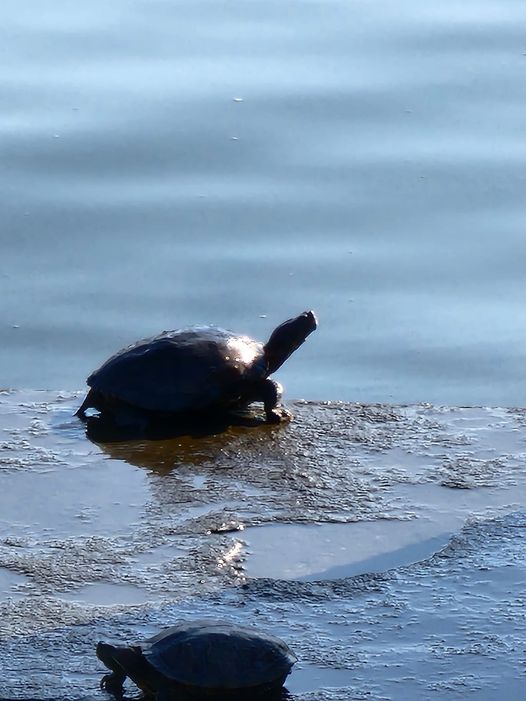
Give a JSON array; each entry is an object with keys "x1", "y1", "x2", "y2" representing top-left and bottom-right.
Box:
[
  {"x1": 100, "y1": 671, "x2": 126, "y2": 697},
  {"x1": 96, "y1": 642, "x2": 127, "y2": 697},
  {"x1": 258, "y1": 379, "x2": 292, "y2": 423}
]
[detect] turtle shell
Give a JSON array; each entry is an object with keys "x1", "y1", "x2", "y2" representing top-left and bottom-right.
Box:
[
  {"x1": 87, "y1": 327, "x2": 267, "y2": 413},
  {"x1": 140, "y1": 620, "x2": 296, "y2": 691}
]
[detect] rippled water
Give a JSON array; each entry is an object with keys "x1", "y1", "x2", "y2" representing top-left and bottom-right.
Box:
[{"x1": 2, "y1": 0, "x2": 526, "y2": 404}]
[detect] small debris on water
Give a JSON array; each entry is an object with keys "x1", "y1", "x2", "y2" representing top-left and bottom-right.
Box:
[{"x1": 209, "y1": 520, "x2": 245, "y2": 534}]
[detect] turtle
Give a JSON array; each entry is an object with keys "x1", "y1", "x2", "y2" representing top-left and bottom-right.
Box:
[
  {"x1": 76, "y1": 310, "x2": 317, "y2": 425},
  {"x1": 96, "y1": 620, "x2": 297, "y2": 699}
]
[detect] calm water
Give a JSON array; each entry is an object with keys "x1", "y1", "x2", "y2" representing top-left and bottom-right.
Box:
[{"x1": 2, "y1": 0, "x2": 526, "y2": 405}]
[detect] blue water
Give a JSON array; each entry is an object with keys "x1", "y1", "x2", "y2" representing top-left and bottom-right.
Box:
[{"x1": 2, "y1": 0, "x2": 526, "y2": 406}]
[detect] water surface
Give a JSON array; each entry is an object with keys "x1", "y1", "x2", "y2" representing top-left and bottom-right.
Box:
[
  {"x1": 2, "y1": 392, "x2": 526, "y2": 699},
  {"x1": 2, "y1": 1, "x2": 526, "y2": 404}
]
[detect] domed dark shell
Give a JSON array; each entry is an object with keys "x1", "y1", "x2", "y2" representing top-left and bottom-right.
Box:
[
  {"x1": 87, "y1": 327, "x2": 266, "y2": 413},
  {"x1": 141, "y1": 620, "x2": 296, "y2": 690}
]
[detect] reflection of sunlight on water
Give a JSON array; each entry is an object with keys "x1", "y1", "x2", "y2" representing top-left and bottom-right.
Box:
[
  {"x1": 242, "y1": 478, "x2": 526, "y2": 580},
  {"x1": 241, "y1": 520, "x2": 451, "y2": 580},
  {"x1": 133, "y1": 544, "x2": 186, "y2": 565},
  {"x1": 0, "y1": 458, "x2": 147, "y2": 538},
  {"x1": 287, "y1": 665, "x2": 353, "y2": 695},
  {"x1": 0, "y1": 567, "x2": 28, "y2": 602},
  {"x1": 218, "y1": 540, "x2": 243, "y2": 569},
  {"x1": 57, "y1": 582, "x2": 159, "y2": 607}
]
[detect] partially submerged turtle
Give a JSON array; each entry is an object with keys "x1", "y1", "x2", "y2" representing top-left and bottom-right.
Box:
[
  {"x1": 76, "y1": 311, "x2": 317, "y2": 424},
  {"x1": 96, "y1": 620, "x2": 297, "y2": 699}
]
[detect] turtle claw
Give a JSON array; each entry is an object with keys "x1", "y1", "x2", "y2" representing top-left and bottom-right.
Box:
[
  {"x1": 100, "y1": 673, "x2": 124, "y2": 697},
  {"x1": 266, "y1": 407, "x2": 293, "y2": 424}
]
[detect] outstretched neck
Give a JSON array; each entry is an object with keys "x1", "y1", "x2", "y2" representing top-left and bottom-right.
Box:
[
  {"x1": 264, "y1": 311, "x2": 317, "y2": 374},
  {"x1": 264, "y1": 343, "x2": 295, "y2": 374}
]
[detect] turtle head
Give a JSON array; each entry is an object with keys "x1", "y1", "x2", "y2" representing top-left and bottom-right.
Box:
[
  {"x1": 96, "y1": 641, "x2": 143, "y2": 676},
  {"x1": 264, "y1": 310, "x2": 317, "y2": 374},
  {"x1": 97, "y1": 641, "x2": 154, "y2": 694},
  {"x1": 96, "y1": 641, "x2": 122, "y2": 669}
]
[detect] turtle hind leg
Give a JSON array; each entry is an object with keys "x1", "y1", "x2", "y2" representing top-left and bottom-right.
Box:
[
  {"x1": 76, "y1": 389, "x2": 129, "y2": 422},
  {"x1": 75, "y1": 388, "x2": 102, "y2": 419}
]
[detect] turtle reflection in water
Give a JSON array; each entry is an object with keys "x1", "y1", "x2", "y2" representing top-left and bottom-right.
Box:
[
  {"x1": 96, "y1": 620, "x2": 297, "y2": 700},
  {"x1": 76, "y1": 311, "x2": 317, "y2": 427}
]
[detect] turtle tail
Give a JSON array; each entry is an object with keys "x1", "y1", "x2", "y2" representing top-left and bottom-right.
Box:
[{"x1": 75, "y1": 388, "x2": 98, "y2": 419}]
